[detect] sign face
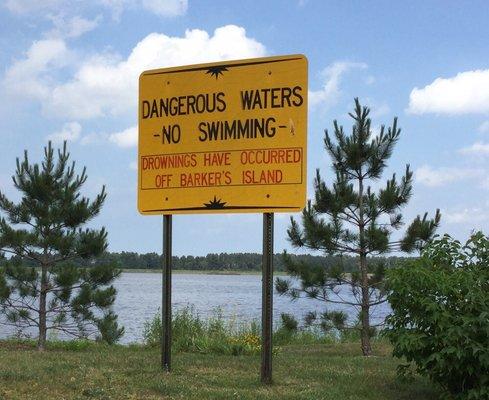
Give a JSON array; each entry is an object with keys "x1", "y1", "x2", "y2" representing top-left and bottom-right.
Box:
[{"x1": 138, "y1": 54, "x2": 307, "y2": 215}]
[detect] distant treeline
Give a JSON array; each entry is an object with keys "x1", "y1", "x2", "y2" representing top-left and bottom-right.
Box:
[{"x1": 2, "y1": 252, "x2": 408, "y2": 272}]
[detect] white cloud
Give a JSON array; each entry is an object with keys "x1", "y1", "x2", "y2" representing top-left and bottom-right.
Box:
[
  {"x1": 108, "y1": 125, "x2": 137, "y2": 147},
  {"x1": 365, "y1": 75, "x2": 375, "y2": 85},
  {"x1": 97, "y1": 0, "x2": 124, "y2": 18},
  {"x1": 415, "y1": 165, "x2": 484, "y2": 187},
  {"x1": 443, "y1": 207, "x2": 489, "y2": 224},
  {"x1": 99, "y1": 0, "x2": 188, "y2": 19},
  {"x1": 4, "y1": 0, "x2": 188, "y2": 17},
  {"x1": 369, "y1": 102, "x2": 390, "y2": 119},
  {"x1": 3, "y1": 0, "x2": 65, "y2": 14},
  {"x1": 141, "y1": 0, "x2": 187, "y2": 16},
  {"x1": 3, "y1": 39, "x2": 69, "y2": 99},
  {"x1": 80, "y1": 131, "x2": 108, "y2": 145},
  {"x1": 459, "y1": 141, "x2": 489, "y2": 157},
  {"x1": 4, "y1": 25, "x2": 266, "y2": 119},
  {"x1": 481, "y1": 176, "x2": 489, "y2": 190},
  {"x1": 309, "y1": 61, "x2": 367, "y2": 108},
  {"x1": 46, "y1": 121, "x2": 82, "y2": 143},
  {"x1": 407, "y1": 69, "x2": 489, "y2": 115},
  {"x1": 47, "y1": 15, "x2": 102, "y2": 39},
  {"x1": 478, "y1": 121, "x2": 489, "y2": 134}
]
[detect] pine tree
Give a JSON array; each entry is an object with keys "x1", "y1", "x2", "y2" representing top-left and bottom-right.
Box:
[
  {"x1": 276, "y1": 99, "x2": 441, "y2": 356},
  {"x1": 0, "y1": 142, "x2": 123, "y2": 350}
]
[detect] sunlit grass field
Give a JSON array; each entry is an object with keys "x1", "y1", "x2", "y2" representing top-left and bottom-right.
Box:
[{"x1": 0, "y1": 340, "x2": 440, "y2": 400}]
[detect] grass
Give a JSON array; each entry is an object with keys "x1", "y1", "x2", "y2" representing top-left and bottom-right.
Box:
[
  {"x1": 0, "y1": 309, "x2": 442, "y2": 399},
  {"x1": 142, "y1": 306, "x2": 339, "y2": 356},
  {"x1": 0, "y1": 339, "x2": 441, "y2": 400}
]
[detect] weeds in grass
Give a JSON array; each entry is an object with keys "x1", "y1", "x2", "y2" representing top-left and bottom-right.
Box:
[
  {"x1": 0, "y1": 338, "x2": 98, "y2": 352},
  {"x1": 142, "y1": 306, "x2": 341, "y2": 355}
]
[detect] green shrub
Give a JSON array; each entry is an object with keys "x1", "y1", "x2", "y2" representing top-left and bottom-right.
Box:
[
  {"x1": 280, "y1": 313, "x2": 299, "y2": 332},
  {"x1": 386, "y1": 232, "x2": 489, "y2": 399},
  {"x1": 142, "y1": 310, "x2": 162, "y2": 347}
]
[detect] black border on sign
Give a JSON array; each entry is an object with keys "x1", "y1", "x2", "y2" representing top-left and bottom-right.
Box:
[
  {"x1": 141, "y1": 57, "x2": 303, "y2": 76},
  {"x1": 141, "y1": 205, "x2": 298, "y2": 213}
]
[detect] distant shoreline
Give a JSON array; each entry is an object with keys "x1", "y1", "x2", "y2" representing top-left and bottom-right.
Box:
[{"x1": 121, "y1": 269, "x2": 288, "y2": 276}]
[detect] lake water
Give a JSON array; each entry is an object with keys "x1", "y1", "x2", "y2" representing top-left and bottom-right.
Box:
[{"x1": 0, "y1": 272, "x2": 391, "y2": 344}]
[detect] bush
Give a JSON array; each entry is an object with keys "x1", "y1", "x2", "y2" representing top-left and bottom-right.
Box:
[
  {"x1": 142, "y1": 309, "x2": 162, "y2": 347},
  {"x1": 280, "y1": 313, "x2": 298, "y2": 332},
  {"x1": 386, "y1": 232, "x2": 489, "y2": 399}
]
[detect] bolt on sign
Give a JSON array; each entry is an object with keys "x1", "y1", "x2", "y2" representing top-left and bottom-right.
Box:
[{"x1": 138, "y1": 54, "x2": 307, "y2": 214}]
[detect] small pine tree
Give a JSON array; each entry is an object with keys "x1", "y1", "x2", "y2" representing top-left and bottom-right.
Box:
[
  {"x1": 276, "y1": 99, "x2": 441, "y2": 356},
  {"x1": 0, "y1": 142, "x2": 123, "y2": 350}
]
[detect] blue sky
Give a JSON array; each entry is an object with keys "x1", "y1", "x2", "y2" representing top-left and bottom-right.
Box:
[{"x1": 0, "y1": 0, "x2": 488, "y2": 255}]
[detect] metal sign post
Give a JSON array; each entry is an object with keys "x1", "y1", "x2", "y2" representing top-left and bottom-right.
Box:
[
  {"x1": 261, "y1": 212, "x2": 274, "y2": 384},
  {"x1": 162, "y1": 215, "x2": 172, "y2": 372}
]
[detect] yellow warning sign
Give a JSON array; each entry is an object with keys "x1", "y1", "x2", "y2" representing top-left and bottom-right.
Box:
[{"x1": 138, "y1": 54, "x2": 307, "y2": 214}]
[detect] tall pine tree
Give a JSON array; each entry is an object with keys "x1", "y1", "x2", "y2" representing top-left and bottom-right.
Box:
[
  {"x1": 276, "y1": 99, "x2": 440, "y2": 356},
  {"x1": 0, "y1": 142, "x2": 123, "y2": 350}
]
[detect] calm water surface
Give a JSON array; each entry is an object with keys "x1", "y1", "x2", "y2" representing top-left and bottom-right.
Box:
[{"x1": 0, "y1": 272, "x2": 391, "y2": 344}]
